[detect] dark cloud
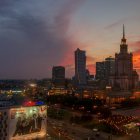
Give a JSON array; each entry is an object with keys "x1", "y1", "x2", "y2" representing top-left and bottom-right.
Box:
[
  {"x1": 104, "y1": 19, "x2": 125, "y2": 29},
  {"x1": 0, "y1": 0, "x2": 84, "y2": 79}
]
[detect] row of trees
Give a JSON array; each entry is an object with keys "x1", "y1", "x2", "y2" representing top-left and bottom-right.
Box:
[
  {"x1": 47, "y1": 95, "x2": 111, "y2": 118},
  {"x1": 47, "y1": 95, "x2": 104, "y2": 109}
]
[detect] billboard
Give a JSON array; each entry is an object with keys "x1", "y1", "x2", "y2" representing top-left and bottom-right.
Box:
[{"x1": 9, "y1": 105, "x2": 47, "y2": 140}]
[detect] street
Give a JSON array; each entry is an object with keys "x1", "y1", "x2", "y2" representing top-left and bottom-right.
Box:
[
  {"x1": 47, "y1": 117, "x2": 111, "y2": 140},
  {"x1": 47, "y1": 106, "x2": 140, "y2": 140}
]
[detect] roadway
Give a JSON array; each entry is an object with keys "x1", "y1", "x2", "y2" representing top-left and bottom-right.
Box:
[
  {"x1": 47, "y1": 117, "x2": 110, "y2": 140},
  {"x1": 47, "y1": 117, "x2": 140, "y2": 140},
  {"x1": 47, "y1": 105, "x2": 140, "y2": 140},
  {"x1": 112, "y1": 106, "x2": 140, "y2": 117}
]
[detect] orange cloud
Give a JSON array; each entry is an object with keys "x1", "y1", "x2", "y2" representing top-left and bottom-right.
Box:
[
  {"x1": 133, "y1": 50, "x2": 140, "y2": 68},
  {"x1": 133, "y1": 48, "x2": 140, "y2": 77},
  {"x1": 86, "y1": 56, "x2": 95, "y2": 63},
  {"x1": 129, "y1": 41, "x2": 140, "y2": 49},
  {"x1": 86, "y1": 56, "x2": 96, "y2": 75},
  {"x1": 87, "y1": 64, "x2": 96, "y2": 75},
  {"x1": 128, "y1": 40, "x2": 140, "y2": 75}
]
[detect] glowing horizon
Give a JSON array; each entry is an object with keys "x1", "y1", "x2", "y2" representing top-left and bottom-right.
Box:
[{"x1": 0, "y1": 0, "x2": 140, "y2": 78}]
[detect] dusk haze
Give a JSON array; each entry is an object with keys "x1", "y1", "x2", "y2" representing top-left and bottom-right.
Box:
[
  {"x1": 0, "y1": 0, "x2": 140, "y2": 79},
  {"x1": 0, "y1": 1, "x2": 140, "y2": 140}
]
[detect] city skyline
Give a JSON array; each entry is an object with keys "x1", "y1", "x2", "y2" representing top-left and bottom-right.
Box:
[{"x1": 0, "y1": 0, "x2": 140, "y2": 79}]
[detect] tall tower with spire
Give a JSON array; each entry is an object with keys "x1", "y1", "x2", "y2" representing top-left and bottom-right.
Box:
[
  {"x1": 120, "y1": 24, "x2": 128, "y2": 53},
  {"x1": 109, "y1": 25, "x2": 139, "y2": 92},
  {"x1": 122, "y1": 24, "x2": 126, "y2": 43}
]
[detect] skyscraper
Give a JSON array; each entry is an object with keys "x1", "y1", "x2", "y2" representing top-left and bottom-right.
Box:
[
  {"x1": 52, "y1": 66, "x2": 65, "y2": 87},
  {"x1": 96, "y1": 57, "x2": 115, "y2": 82},
  {"x1": 96, "y1": 62, "x2": 105, "y2": 80},
  {"x1": 75, "y1": 48, "x2": 87, "y2": 85},
  {"x1": 104, "y1": 57, "x2": 115, "y2": 81},
  {"x1": 109, "y1": 25, "x2": 139, "y2": 91}
]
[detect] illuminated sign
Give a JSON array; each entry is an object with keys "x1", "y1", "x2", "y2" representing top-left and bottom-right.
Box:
[
  {"x1": 36, "y1": 101, "x2": 44, "y2": 106},
  {"x1": 23, "y1": 101, "x2": 45, "y2": 107}
]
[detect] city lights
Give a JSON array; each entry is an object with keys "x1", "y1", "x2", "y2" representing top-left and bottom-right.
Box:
[{"x1": 0, "y1": 1, "x2": 140, "y2": 139}]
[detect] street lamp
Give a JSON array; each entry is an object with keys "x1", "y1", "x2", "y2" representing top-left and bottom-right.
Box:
[{"x1": 30, "y1": 83, "x2": 37, "y2": 87}]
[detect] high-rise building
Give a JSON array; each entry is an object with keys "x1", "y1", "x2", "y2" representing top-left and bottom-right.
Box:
[
  {"x1": 96, "y1": 57, "x2": 115, "y2": 81},
  {"x1": 104, "y1": 57, "x2": 115, "y2": 81},
  {"x1": 109, "y1": 25, "x2": 139, "y2": 91},
  {"x1": 95, "y1": 57, "x2": 115, "y2": 89},
  {"x1": 95, "y1": 62, "x2": 105, "y2": 80},
  {"x1": 52, "y1": 66, "x2": 65, "y2": 87},
  {"x1": 75, "y1": 48, "x2": 87, "y2": 85}
]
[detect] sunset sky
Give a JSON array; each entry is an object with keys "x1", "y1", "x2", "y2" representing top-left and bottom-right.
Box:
[{"x1": 0, "y1": 0, "x2": 140, "y2": 79}]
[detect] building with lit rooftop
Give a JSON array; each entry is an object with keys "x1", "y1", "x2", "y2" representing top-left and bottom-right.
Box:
[{"x1": 0, "y1": 94, "x2": 47, "y2": 140}]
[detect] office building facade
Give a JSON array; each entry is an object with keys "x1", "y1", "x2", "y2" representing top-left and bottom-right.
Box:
[
  {"x1": 75, "y1": 48, "x2": 87, "y2": 85},
  {"x1": 52, "y1": 66, "x2": 65, "y2": 87},
  {"x1": 96, "y1": 62, "x2": 105, "y2": 80},
  {"x1": 96, "y1": 57, "x2": 115, "y2": 82},
  {"x1": 104, "y1": 57, "x2": 115, "y2": 81}
]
